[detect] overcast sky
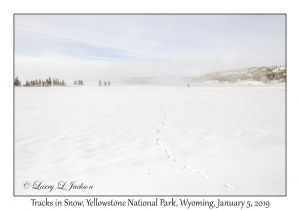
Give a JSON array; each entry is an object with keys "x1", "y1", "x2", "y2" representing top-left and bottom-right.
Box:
[{"x1": 15, "y1": 15, "x2": 285, "y2": 84}]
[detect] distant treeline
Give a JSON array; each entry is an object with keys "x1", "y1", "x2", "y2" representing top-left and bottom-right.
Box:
[
  {"x1": 14, "y1": 76, "x2": 66, "y2": 87},
  {"x1": 98, "y1": 80, "x2": 111, "y2": 86},
  {"x1": 14, "y1": 77, "x2": 114, "y2": 87}
]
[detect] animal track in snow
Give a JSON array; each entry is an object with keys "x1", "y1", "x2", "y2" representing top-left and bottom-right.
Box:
[
  {"x1": 131, "y1": 163, "x2": 145, "y2": 166},
  {"x1": 184, "y1": 165, "x2": 193, "y2": 171},
  {"x1": 165, "y1": 149, "x2": 173, "y2": 159},
  {"x1": 201, "y1": 174, "x2": 210, "y2": 179},
  {"x1": 171, "y1": 153, "x2": 209, "y2": 178},
  {"x1": 184, "y1": 165, "x2": 208, "y2": 178},
  {"x1": 240, "y1": 132, "x2": 250, "y2": 136},
  {"x1": 156, "y1": 138, "x2": 163, "y2": 146},
  {"x1": 225, "y1": 184, "x2": 236, "y2": 190},
  {"x1": 165, "y1": 150, "x2": 180, "y2": 162},
  {"x1": 165, "y1": 152, "x2": 210, "y2": 178},
  {"x1": 157, "y1": 107, "x2": 211, "y2": 180}
]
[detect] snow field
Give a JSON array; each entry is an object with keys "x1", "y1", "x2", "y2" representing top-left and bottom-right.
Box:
[{"x1": 15, "y1": 85, "x2": 285, "y2": 195}]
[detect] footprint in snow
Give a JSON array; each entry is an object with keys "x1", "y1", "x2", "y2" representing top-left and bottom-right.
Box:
[
  {"x1": 184, "y1": 165, "x2": 209, "y2": 178},
  {"x1": 165, "y1": 150, "x2": 180, "y2": 162},
  {"x1": 165, "y1": 149, "x2": 174, "y2": 159},
  {"x1": 184, "y1": 165, "x2": 193, "y2": 171},
  {"x1": 162, "y1": 122, "x2": 166, "y2": 125},
  {"x1": 131, "y1": 163, "x2": 145, "y2": 167},
  {"x1": 225, "y1": 184, "x2": 236, "y2": 190},
  {"x1": 201, "y1": 175, "x2": 210, "y2": 179},
  {"x1": 184, "y1": 165, "x2": 198, "y2": 172},
  {"x1": 165, "y1": 149, "x2": 171, "y2": 156},
  {"x1": 156, "y1": 138, "x2": 163, "y2": 146},
  {"x1": 157, "y1": 129, "x2": 162, "y2": 133}
]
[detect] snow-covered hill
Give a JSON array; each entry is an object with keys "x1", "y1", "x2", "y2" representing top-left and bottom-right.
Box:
[
  {"x1": 191, "y1": 65, "x2": 286, "y2": 84},
  {"x1": 120, "y1": 65, "x2": 286, "y2": 86}
]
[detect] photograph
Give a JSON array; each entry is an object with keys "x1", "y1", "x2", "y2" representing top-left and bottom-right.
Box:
[{"x1": 14, "y1": 14, "x2": 286, "y2": 196}]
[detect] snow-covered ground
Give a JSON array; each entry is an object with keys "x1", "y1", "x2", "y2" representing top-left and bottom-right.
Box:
[{"x1": 15, "y1": 85, "x2": 285, "y2": 195}]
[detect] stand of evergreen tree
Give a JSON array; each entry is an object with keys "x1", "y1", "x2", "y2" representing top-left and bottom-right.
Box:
[
  {"x1": 99, "y1": 80, "x2": 111, "y2": 86},
  {"x1": 19, "y1": 76, "x2": 66, "y2": 87},
  {"x1": 74, "y1": 80, "x2": 84, "y2": 85},
  {"x1": 53, "y1": 78, "x2": 66, "y2": 86},
  {"x1": 14, "y1": 76, "x2": 21, "y2": 86}
]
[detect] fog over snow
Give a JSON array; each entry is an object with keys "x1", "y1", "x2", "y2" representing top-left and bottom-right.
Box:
[{"x1": 15, "y1": 15, "x2": 285, "y2": 85}]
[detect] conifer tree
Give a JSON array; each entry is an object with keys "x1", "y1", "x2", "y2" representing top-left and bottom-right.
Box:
[
  {"x1": 48, "y1": 77, "x2": 52, "y2": 86},
  {"x1": 14, "y1": 76, "x2": 20, "y2": 86}
]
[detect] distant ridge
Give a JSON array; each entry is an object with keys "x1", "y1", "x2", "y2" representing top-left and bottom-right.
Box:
[
  {"x1": 190, "y1": 65, "x2": 286, "y2": 84},
  {"x1": 122, "y1": 65, "x2": 286, "y2": 85}
]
